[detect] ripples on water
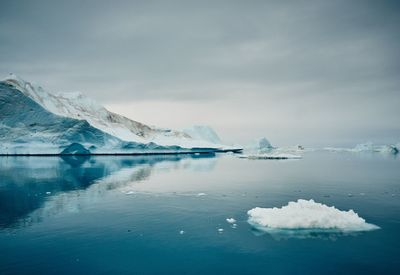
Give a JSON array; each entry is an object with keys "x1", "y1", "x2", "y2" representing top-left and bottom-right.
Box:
[{"x1": 0, "y1": 152, "x2": 399, "y2": 274}]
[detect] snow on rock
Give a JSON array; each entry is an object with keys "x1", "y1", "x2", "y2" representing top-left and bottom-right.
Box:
[{"x1": 247, "y1": 199, "x2": 379, "y2": 232}]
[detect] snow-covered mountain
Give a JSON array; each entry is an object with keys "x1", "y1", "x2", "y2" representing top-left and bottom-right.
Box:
[{"x1": 0, "y1": 74, "x2": 239, "y2": 155}]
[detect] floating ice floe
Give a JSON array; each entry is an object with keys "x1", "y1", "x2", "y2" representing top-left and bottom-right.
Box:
[
  {"x1": 197, "y1": 192, "x2": 207, "y2": 197},
  {"x1": 240, "y1": 153, "x2": 302, "y2": 160},
  {"x1": 247, "y1": 199, "x2": 379, "y2": 232},
  {"x1": 226, "y1": 218, "x2": 236, "y2": 224},
  {"x1": 324, "y1": 142, "x2": 399, "y2": 155}
]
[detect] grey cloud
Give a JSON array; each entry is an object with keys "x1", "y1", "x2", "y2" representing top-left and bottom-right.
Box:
[{"x1": 0, "y1": 0, "x2": 399, "y2": 145}]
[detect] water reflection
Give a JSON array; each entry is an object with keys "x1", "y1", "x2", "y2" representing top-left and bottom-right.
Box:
[
  {"x1": 250, "y1": 227, "x2": 364, "y2": 240},
  {"x1": 0, "y1": 153, "x2": 216, "y2": 229}
]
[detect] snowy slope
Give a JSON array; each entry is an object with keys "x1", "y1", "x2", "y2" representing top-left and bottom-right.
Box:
[{"x1": 3, "y1": 74, "x2": 233, "y2": 149}]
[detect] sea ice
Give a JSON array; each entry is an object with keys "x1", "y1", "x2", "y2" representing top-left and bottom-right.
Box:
[
  {"x1": 247, "y1": 199, "x2": 379, "y2": 232},
  {"x1": 240, "y1": 153, "x2": 302, "y2": 160},
  {"x1": 324, "y1": 142, "x2": 399, "y2": 155}
]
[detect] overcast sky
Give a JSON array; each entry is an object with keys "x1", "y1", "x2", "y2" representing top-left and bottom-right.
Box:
[{"x1": 1, "y1": 0, "x2": 399, "y2": 146}]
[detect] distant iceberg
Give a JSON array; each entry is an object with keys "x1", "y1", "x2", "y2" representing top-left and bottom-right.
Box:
[
  {"x1": 325, "y1": 142, "x2": 399, "y2": 155},
  {"x1": 248, "y1": 199, "x2": 379, "y2": 232},
  {"x1": 239, "y1": 137, "x2": 305, "y2": 159},
  {"x1": 243, "y1": 137, "x2": 274, "y2": 152},
  {"x1": 182, "y1": 125, "x2": 222, "y2": 145}
]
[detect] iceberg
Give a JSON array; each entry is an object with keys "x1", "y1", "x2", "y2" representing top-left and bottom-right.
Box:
[
  {"x1": 0, "y1": 74, "x2": 242, "y2": 154},
  {"x1": 182, "y1": 125, "x2": 222, "y2": 145},
  {"x1": 248, "y1": 199, "x2": 379, "y2": 232},
  {"x1": 238, "y1": 137, "x2": 305, "y2": 160},
  {"x1": 243, "y1": 137, "x2": 274, "y2": 152},
  {"x1": 325, "y1": 142, "x2": 399, "y2": 155}
]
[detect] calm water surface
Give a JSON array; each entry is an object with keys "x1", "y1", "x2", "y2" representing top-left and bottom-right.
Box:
[{"x1": 0, "y1": 152, "x2": 399, "y2": 274}]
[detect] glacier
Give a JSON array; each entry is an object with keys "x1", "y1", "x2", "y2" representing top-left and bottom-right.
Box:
[{"x1": 0, "y1": 74, "x2": 241, "y2": 155}]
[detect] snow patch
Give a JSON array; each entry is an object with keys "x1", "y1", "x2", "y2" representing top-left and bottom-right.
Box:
[{"x1": 247, "y1": 199, "x2": 379, "y2": 232}]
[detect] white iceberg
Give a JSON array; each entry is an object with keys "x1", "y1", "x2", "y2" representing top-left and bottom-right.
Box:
[
  {"x1": 243, "y1": 137, "x2": 274, "y2": 152},
  {"x1": 247, "y1": 199, "x2": 379, "y2": 232},
  {"x1": 239, "y1": 137, "x2": 308, "y2": 159},
  {"x1": 324, "y1": 142, "x2": 399, "y2": 155},
  {"x1": 182, "y1": 125, "x2": 222, "y2": 145},
  {"x1": 1, "y1": 74, "x2": 240, "y2": 152}
]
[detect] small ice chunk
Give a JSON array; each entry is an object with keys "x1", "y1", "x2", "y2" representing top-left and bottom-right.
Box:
[
  {"x1": 232, "y1": 224, "x2": 237, "y2": 228},
  {"x1": 46, "y1": 192, "x2": 51, "y2": 195},
  {"x1": 197, "y1": 193, "x2": 207, "y2": 196},
  {"x1": 218, "y1": 228, "x2": 224, "y2": 233},
  {"x1": 226, "y1": 218, "x2": 236, "y2": 224},
  {"x1": 125, "y1": 191, "x2": 135, "y2": 195},
  {"x1": 247, "y1": 199, "x2": 379, "y2": 232},
  {"x1": 241, "y1": 153, "x2": 302, "y2": 160},
  {"x1": 179, "y1": 230, "x2": 185, "y2": 235}
]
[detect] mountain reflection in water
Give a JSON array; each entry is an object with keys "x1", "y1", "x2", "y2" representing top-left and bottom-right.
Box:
[{"x1": 0, "y1": 153, "x2": 216, "y2": 229}]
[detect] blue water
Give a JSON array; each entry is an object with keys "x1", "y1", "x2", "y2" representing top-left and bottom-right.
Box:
[{"x1": 0, "y1": 152, "x2": 399, "y2": 274}]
